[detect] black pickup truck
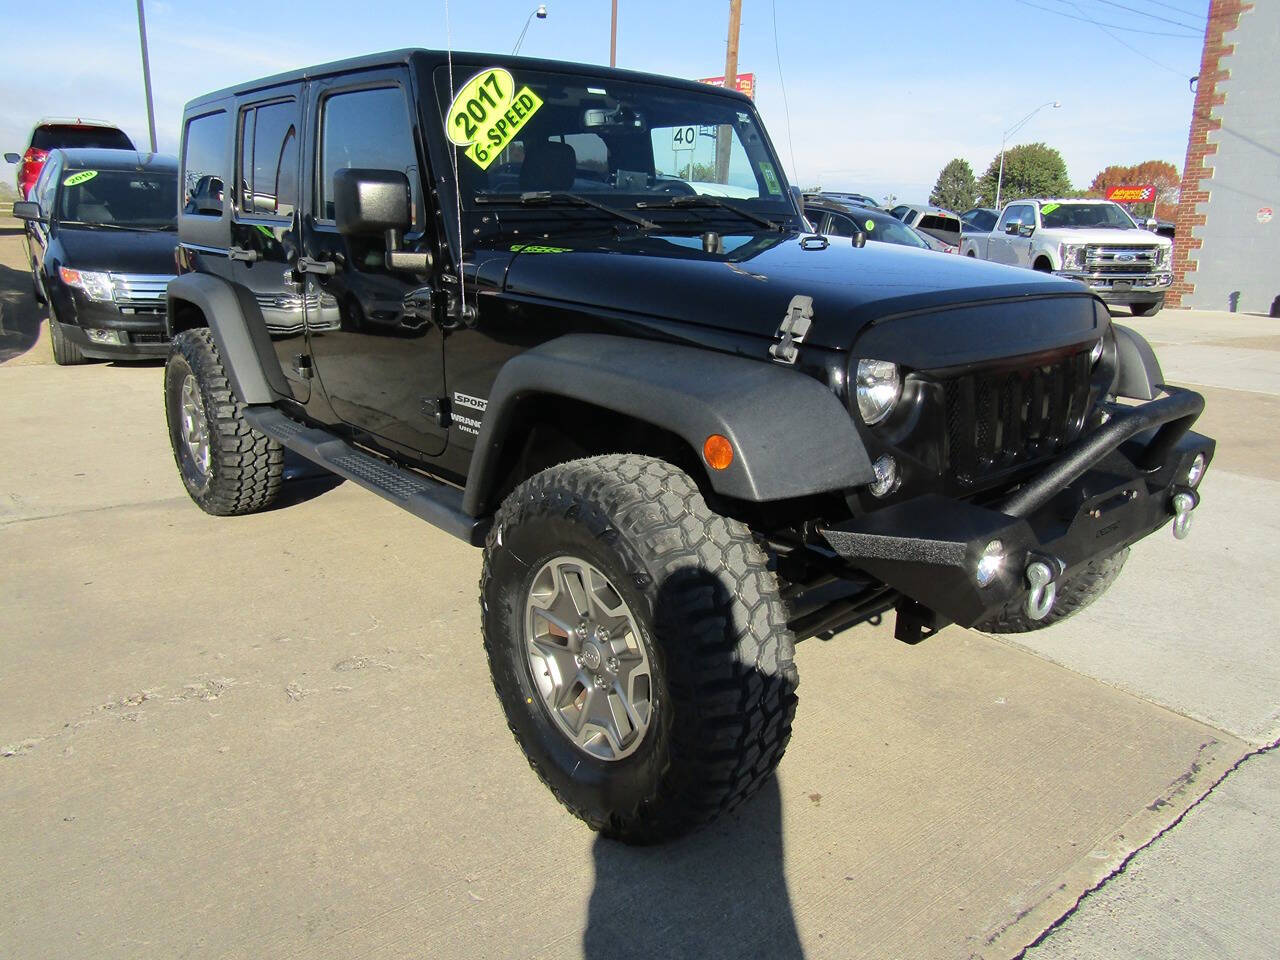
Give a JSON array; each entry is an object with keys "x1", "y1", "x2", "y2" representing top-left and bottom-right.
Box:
[{"x1": 163, "y1": 49, "x2": 1213, "y2": 843}]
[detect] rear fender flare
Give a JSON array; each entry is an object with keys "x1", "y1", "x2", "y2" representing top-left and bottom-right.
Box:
[
  {"x1": 166, "y1": 272, "x2": 286, "y2": 403},
  {"x1": 462, "y1": 334, "x2": 875, "y2": 517}
]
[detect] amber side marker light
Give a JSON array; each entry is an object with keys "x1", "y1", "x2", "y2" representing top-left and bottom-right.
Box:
[{"x1": 703, "y1": 434, "x2": 734, "y2": 470}]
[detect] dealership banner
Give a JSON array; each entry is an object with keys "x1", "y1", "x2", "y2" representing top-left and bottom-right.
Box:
[
  {"x1": 697, "y1": 72, "x2": 756, "y2": 99},
  {"x1": 1106, "y1": 185, "x2": 1157, "y2": 203}
]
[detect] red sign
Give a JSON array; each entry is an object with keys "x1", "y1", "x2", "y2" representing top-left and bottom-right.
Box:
[
  {"x1": 697, "y1": 72, "x2": 756, "y2": 99},
  {"x1": 1106, "y1": 184, "x2": 1157, "y2": 203}
]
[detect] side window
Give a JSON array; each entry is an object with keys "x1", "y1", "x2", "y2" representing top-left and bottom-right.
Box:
[
  {"x1": 318, "y1": 86, "x2": 419, "y2": 227},
  {"x1": 997, "y1": 205, "x2": 1023, "y2": 230},
  {"x1": 37, "y1": 159, "x2": 59, "y2": 215},
  {"x1": 182, "y1": 110, "x2": 228, "y2": 216},
  {"x1": 248, "y1": 100, "x2": 299, "y2": 217},
  {"x1": 825, "y1": 213, "x2": 857, "y2": 237},
  {"x1": 237, "y1": 108, "x2": 255, "y2": 212},
  {"x1": 803, "y1": 208, "x2": 825, "y2": 232}
]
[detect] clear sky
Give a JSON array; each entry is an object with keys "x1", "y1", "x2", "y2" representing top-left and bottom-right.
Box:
[{"x1": 2, "y1": 0, "x2": 1209, "y2": 203}]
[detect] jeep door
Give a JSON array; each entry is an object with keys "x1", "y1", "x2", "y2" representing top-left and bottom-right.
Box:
[
  {"x1": 228, "y1": 87, "x2": 309, "y2": 402},
  {"x1": 299, "y1": 70, "x2": 448, "y2": 459}
]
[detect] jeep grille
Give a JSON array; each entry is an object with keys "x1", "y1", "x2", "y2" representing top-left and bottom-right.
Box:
[{"x1": 942, "y1": 349, "x2": 1093, "y2": 487}]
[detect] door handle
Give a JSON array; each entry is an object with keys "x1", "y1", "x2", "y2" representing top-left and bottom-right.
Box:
[
  {"x1": 295, "y1": 256, "x2": 336, "y2": 276},
  {"x1": 228, "y1": 246, "x2": 259, "y2": 262}
]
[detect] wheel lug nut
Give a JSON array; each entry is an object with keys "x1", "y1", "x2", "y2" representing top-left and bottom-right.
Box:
[
  {"x1": 606, "y1": 656, "x2": 619, "y2": 672},
  {"x1": 593, "y1": 674, "x2": 608, "y2": 689}
]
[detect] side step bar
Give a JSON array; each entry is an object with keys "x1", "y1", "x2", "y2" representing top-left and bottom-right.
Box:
[{"x1": 243, "y1": 407, "x2": 490, "y2": 546}]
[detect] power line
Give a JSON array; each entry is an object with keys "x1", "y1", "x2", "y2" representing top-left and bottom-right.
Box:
[
  {"x1": 1079, "y1": 0, "x2": 1205, "y2": 32},
  {"x1": 1123, "y1": 0, "x2": 1207, "y2": 19},
  {"x1": 1066, "y1": 0, "x2": 1198, "y2": 77},
  {"x1": 1015, "y1": 0, "x2": 1200, "y2": 37}
]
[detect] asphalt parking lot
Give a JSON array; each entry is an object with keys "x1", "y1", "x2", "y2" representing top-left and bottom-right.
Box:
[{"x1": 1, "y1": 218, "x2": 1276, "y2": 959}]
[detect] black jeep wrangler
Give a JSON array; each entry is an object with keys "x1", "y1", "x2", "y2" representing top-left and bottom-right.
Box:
[{"x1": 164, "y1": 49, "x2": 1213, "y2": 843}]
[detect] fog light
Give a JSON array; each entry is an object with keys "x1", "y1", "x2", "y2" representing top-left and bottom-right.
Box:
[
  {"x1": 1185, "y1": 452, "x2": 1207, "y2": 487},
  {"x1": 975, "y1": 539, "x2": 1005, "y2": 588},
  {"x1": 85, "y1": 328, "x2": 125, "y2": 345},
  {"x1": 868, "y1": 455, "x2": 900, "y2": 497},
  {"x1": 1090, "y1": 337, "x2": 1105, "y2": 365}
]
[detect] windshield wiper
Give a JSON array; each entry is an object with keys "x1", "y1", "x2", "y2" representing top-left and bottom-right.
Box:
[
  {"x1": 59, "y1": 220, "x2": 137, "y2": 230},
  {"x1": 634, "y1": 194, "x2": 783, "y2": 232},
  {"x1": 474, "y1": 191, "x2": 658, "y2": 230}
]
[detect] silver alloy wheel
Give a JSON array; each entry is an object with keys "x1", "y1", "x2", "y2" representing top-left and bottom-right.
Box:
[
  {"x1": 524, "y1": 555, "x2": 653, "y2": 761},
  {"x1": 179, "y1": 373, "x2": 211, "y2": 477}
]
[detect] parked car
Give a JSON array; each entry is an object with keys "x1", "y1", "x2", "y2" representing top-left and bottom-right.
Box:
[
  {"x1": 887, "y1": 204, "x2": 963, "y2": 252},
  {"x1": 5, "y1": 118, "x2": 134, "y2": 199},
  {"x1": 163, "y1": 48, "x2": 1212, "y2": 845},
  {"x1": 803, "y1": 196, "x2": 933, "y2": 250},
  {"x1": 819, "y1": 190, "x2": 880, "y2": 209},
  {"x1": 13, "y1": 148, "x2": 178, "y2": 364},
  {"x1": 961, "y1": 207, "x2": 998, "y2": 233},
  {"x1": 960, "y1": 198, "x2": 1174, "y2": 316}
]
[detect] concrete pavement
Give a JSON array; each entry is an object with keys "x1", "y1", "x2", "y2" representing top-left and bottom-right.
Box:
[{"x1": 1, "y1": 223, "x2": 1274, "y2": 958}]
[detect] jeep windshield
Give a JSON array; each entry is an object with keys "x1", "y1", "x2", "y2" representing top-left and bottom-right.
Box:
[
  {"x1": 1040, "y1": 202, "x2": 1135, "y2": 230},
  {"x1": 57, "y1": 169, "x2": 177, "y2": 229},
  {"x1": 434, "y1": 65, "x2": 798, "y2": 235}
]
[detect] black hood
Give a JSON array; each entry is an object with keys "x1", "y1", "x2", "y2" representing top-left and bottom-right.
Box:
[
  {"x1": 56, "y1": 225, "x2": 177, "y2": 275},
  {"x1": 501, "y1": 230, "x2": 1099, "y2": 355}
]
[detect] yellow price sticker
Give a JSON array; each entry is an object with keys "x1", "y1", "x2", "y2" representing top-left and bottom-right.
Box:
[
  {"x1": 1041, "y1": 202, "x2": 1060, "y2": 215},
  {"x1": 63, "y1": 170, "x2": 98, "y2": 187},
  {"x1": 865, "y1": 219, "x2": 876, "y2": 231},
  {"x1": 447, "y1": 67, "x2": 544, "y2": 171}
]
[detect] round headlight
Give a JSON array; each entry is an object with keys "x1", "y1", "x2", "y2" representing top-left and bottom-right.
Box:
[
  {"x1": 855, "y1": 359, "x2": 902, "y2": 425},
  {"x1": 1090, "y1": 337, "x2": 1105, "y2": 365}
]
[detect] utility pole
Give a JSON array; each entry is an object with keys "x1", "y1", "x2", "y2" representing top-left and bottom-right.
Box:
[
  {"x1": 610, "y1": 0, "x2": 618, "y2": 67},
  {"x1": 136, "y1": 0, "x2": 157, "y2": 153},
  {"x1": 714, "y1": 0, "x2": 742, "y2": 184}
]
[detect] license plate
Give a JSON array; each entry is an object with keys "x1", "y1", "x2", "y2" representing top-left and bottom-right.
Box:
[{"x1": 1112, "y1": 280, "x2": 1132, "y2": 291}]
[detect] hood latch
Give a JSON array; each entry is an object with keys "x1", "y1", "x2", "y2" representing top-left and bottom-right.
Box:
[{"x1": 769, "y1": 295, "x2": 814, "y2": 365}]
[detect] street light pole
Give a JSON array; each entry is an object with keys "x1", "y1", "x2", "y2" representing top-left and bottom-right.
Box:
[
  {"x1": 714, "y1": 0, "x2": 742, "y2": 184},
  {"x1": 994, "y1": 99, "x2": 1060, "y2": 211},
  {"x1": 610, "y1": 0, "x2": 618, "y2": 67},
  {"x1": 136, "y1": 0, "x2": 157, "y2": 153},
  {"x1": 513, "y1": 4, "x2": 548, "y2": 55}
]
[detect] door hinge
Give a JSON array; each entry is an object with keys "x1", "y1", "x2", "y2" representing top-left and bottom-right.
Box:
[
  {"x1": 420, "y1": 395, "x2": 451, "y2": 428},
  {"x1": 769, "y1": 295, "x2": 815, "y2": 365}
]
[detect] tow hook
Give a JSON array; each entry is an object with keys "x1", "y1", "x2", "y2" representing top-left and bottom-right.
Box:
[
  {"x1": 1171, "y1": 490, "x2": 1196, "y2": 540},
  {"x1": 1025, "y1": 560, "x2": 1058, "y2": 621}
]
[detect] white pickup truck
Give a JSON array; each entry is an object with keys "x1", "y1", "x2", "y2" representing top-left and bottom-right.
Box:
[{"x1": 961, "y1": 198, "x2": 1174, "y2": 316}]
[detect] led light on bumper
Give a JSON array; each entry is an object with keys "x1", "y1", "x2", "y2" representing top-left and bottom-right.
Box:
[
  {"x1": 868, "y1": 455, "x2": 900, "y2": 497},
  {"x1": 59, "y1": 267, "x2": 114, "y2": 301},
  {"x1": 85, "y1": 329, "x2": 126, "y2": 345},
  {"x1": 1185, "y1": 452, "x2": 1207, "y2": 487},
  {"x1": 975, "y1": 539, "x2": 1005, "y2": 587},
  {"x1": 855, "y1": 359, "x2": 901, "y2": 425}
]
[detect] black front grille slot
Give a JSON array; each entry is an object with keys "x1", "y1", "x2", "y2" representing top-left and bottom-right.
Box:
[{"x1": 943, "y1": 350, "x2": 1092, "y2": 486}]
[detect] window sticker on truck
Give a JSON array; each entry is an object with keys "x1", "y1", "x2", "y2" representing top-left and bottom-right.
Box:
[
  {"x1": 63, "y1": 170, "x2": 98, "y2": 187},
  {"x1": 759, "y1": 161, "x2": 782, "y2": 195},
  {"x1": 1040, "y1": 203, "x2": 1060, "y2": 215},
  {"x1": 446, "y1": 68, "x2": 544, "y2": 171}
]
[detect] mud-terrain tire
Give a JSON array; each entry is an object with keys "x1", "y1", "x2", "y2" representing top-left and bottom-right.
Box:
[
  {"x1": 481, "y1": 454, "x2": 798, "y2": 844},
  {"x1": 49, "y1": 315, "x2": 88, "y2": 365},
  {"x1": 976, "y1": 548, "x2": 1130, "y2": 634},
  {"x1": 164, "y1": 328, "x2": 283, "y2": 516}
]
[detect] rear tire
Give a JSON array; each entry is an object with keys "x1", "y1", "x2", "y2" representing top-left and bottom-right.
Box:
[
  {"x1": 481, "y1": 454, "x2": 798, "y2": 844},
  {"x1": 164, "y1": 328, "x2": 283, "y2": 516},
  {"x1": 976, "y1": 548, "x2": 1129, "y2": 633},
  {"x1": 49, "y1": 314, "x2": 89, "y2": 366}
]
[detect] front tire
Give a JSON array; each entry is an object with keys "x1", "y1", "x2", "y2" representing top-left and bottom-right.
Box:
[
  {"x1": 164, "y1": 328, "x2": 283, "y2": 516},
  {"x1": 976, "y1": 548, "x2": 1129, "y2": 634},
  {"x1": 481, "y1": 454, "x2": 798, "y2": 844},
  {"x1": 1131, "y1": 302, "x2": 1163, "y2": 317},
  {"x1": 49, "y1": 314, "x2": 89, "y2": 365}
]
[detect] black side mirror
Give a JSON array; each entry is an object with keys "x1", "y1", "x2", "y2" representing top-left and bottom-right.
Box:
[
  {"x1": 12, "y1": 200, "x2": 41, "y2": 221},
  {"x1": 4, "y1": 152, "x2": 20, "y2": 164},
  {"x1": 334, "y1": 168, "x2": 411, "y2": 237},
  {"x1": 1018, "y1": 224, "x2": 1035, "y2": 238},
  {"x1": 1004, "y1": 222, "x2": 1020, "y2": 235}
]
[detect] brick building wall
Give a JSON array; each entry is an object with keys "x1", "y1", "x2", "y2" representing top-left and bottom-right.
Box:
[{"x1": 1169, "y1": 0, "x2": 1278, "y2": 313}]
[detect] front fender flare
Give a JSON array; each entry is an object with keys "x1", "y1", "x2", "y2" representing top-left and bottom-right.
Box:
[
  {"x1": 462, "y1": 334, "x2": 874, "y2": 517},
  {"x1": 166, "y1": 272, "x2": 286, "y2": 403},
  {"x1": 1111, "y1": 323, "x2": 1165, "y2": 400}
]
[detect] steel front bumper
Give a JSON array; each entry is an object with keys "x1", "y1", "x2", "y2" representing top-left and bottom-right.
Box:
[{"x1": 818, "y1": 386, "x2": 1214, "y2": 637}]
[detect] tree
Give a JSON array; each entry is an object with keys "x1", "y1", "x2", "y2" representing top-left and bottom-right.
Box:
[
  {"x1": 975, "y1": 142, "x2": 1072, "y2": 207},
  {"x1": 929, "y1": 158, "x2": 977, "y2": 212},
  {"x1": 1087, "y1": 160, "x2": 1180, "y2": 218}
]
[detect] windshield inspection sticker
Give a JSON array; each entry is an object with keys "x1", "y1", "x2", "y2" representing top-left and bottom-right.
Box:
[
  {"x1": 759, "y1": 161, "x2": 782, "y2": 195},
  {"x1": 447, "y1": 68, "x2": 544, "y2": 170},
  {"x1": 63, "y1": 170, "x2": 98, "y2": 187}
]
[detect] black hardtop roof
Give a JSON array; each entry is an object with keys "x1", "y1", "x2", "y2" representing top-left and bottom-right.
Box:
[
  {"x1": 184, "y1": 48, "x2": 752, "y2": 112},
  {"x1": 804, "y1": 196, "x2": 898, "y2": 222},
  {"x1": 55, "y1": 148, "x2": 178, "y2": 172}
]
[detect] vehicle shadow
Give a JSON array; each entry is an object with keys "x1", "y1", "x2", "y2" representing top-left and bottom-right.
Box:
[
  {"x1": 582, "y1": 563, "x2": 805, "y2": 960},
  {"x1": 583, "y1": 777, "x2": 804, "y2": 960},
  {"x1": 0, "y1": 259, "x2": 44, "y2": 364}
]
